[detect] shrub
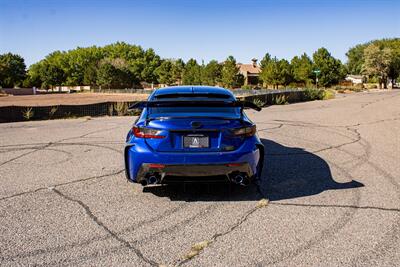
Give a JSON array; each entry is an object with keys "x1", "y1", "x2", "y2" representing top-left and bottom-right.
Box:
[
  {"x1": 322, "y1": 89, "x2": 335, "y2": 100},
  {"x1": 114, "y1": 102, "x2": 128, "y2": 116},
  {"x1": 49, "y1": 106, "x2": 58, "y2": 118},
  {"x1": 365, "y1": 83, "x2": 378, "y2": 89},
  {"x1": 303, "y1": 88, "x2": 324, "y2": 101},
  {"x1": 108, "y1": 104, "x2": 114, "y2": 116},
  {"x1": 22, "y1": 107, "x2": 34, "y2": 120},
  {"x1": 303, "y1": 88, "x2": 335, "y2": 101},
  {"x1": 241, "y1": 85, "x2": 252, "y2": 90},
  {"x1": 272, "y1": 94, "x2": 288, "y2": 105},
  {"x1": 252, "y1": 98, "x2": 265, "y2": 108}
]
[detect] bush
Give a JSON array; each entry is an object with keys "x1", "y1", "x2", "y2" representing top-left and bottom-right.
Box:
[
  {"x1": 252, "y1": 98, "x2": 265, "y2": 108},
  {"x1": 322, "y1": 89, "x2": 335, "y2": 100},
  {"x1": 303, "y1": 88, "x2": 336, "y2": 101},
  {"x1": 241, "y1": 85, "x2": 253, "y2": 90},
  {"x1": 303, "y1": 88, "x2": 324, "y2": 101},
  {"x1": 272, "y1": 95, "x2": 288, "y2": 105},
  {"x1": 22, "y1": 107, "x2": 34, "y2": 120},
  {"x1": 113, "y1": 102, "x2": 129, "y2": 116},
  {"x1": 365, "y1": 83, "x2": 378, "y2": 89}
]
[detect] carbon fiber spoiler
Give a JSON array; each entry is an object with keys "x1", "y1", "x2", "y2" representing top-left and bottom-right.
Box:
[{"x1": 128, "y1": 100, "x2": 262, "y2": 111}]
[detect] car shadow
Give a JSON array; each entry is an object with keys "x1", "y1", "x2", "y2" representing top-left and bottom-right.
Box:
[
  {"x1": 259, "y1": 139, "x2": 363, "y2": 201},
  {"x1": 143, "y1": 138, "x2": 363, "y2": 201}
]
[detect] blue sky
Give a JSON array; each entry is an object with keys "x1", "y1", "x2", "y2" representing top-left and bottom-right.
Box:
[{"x1": 1, "y1": 0, "x2": 399, "y2": 66}]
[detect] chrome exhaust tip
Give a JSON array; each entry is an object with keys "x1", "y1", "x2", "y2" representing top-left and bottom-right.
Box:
[
  {"x1": 230, "y1": 173, "x2": 250, "y2": 186},
  {"x1": 240, "y1": 177, "x2": 250, "y2": 186},
  {"x1": 233, "y1": 174, "x2": 244, "y2": 184},
  {"x1": 147, "y1": 175, "x2": 159, "y2": 185}
]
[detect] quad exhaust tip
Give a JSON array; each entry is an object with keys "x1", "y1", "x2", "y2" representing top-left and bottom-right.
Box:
[
  {"x1": 231, "y1": 173, "x2": 250, "y2": 186},
  {"x1": 148, "y1": 175, "x2": 159, "y2": 184},
  {"x1": 141, "y1": 173, "x2": 160, "y2": 186}
]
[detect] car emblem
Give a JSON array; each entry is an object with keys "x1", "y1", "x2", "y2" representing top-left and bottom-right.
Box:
[
  {"x1": 192, "y1": 137, "x2": 199, "y2": 146},
  {"x1": 191, "y1": 121, "x2": 202, "y2": 129}
]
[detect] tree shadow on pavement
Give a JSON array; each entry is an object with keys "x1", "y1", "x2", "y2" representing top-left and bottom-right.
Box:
[{"x1": 143, "y1": 138, "x2": 363, "y2": 201}]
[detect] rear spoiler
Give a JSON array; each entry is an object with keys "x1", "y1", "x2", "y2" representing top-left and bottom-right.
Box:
[{"x1": 128, "y1": 100, "x2": 262, "y2": 112}]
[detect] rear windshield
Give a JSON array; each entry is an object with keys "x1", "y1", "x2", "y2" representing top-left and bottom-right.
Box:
[
  {"x1": 154, "y1": 93, "x2": 232, "y2": 100},
  {"x1": 148, "y1": 106, "x2": 241, "y2": 118}
]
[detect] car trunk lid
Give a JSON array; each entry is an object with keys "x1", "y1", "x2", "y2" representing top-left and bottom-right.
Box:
[{"x1": 144, "y1": 118, "x2": 245, "y2": 152}]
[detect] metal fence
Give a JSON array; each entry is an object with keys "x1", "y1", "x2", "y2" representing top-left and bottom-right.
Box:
[{"x1": 0, "y1": 102, "x2": 137, "y2": 123}]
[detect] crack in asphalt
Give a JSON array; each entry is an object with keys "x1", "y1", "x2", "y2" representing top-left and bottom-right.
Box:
[
  {"x1": 2, "y1": 92, "x2": 399, "y2": 266},
  {"x1": 360, "y1": 93, "x2": 399, "y2": 109},
  {"x1": 264, "y1": 126, "x2": 360, "y2": 156},
  {"x1": 0, "y1": 126, "x2": 122, "y2": 167},
  {"x1": 0, "y1": 140, "x2": 124, "y2": 149},
  {"x1": 172, "y1": 120, "x2": 368, "y2": 266},
  {"x1": 2, "y1": 203, "x2": 187, "y2": 263},
  {"x1": 51, "y1": 188, "x2": 159, "y2": 266},
  {"x1": 176, "y1": 201, "x2": 267, "y2": 266},
  {"x1": 0, "y1": 143, "x2": 52, "y2": 167},
  {"x1": 270, "y1": 202, "x2": 400, "y2": 213},
  {"x1": 0, "y1": 169, "x2": 124, "y2": 201},
  {"x1": 136, "y1": 203, "x2": 221, "y2": 246}
]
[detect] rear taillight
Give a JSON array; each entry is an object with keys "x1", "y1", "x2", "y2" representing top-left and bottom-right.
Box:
[
  {"x1": 233, "y1": 125, "x2": 256, "y2": 137},
  {"x1": 132, "y1": 126, "x2": 166, "y2": 139}
]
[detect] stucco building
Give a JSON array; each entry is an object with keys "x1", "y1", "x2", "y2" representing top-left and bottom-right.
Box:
[{"x1": 237, "y1": 59, "x2": 261, "y2": 86}]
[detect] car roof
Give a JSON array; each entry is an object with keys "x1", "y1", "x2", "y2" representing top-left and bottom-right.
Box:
[{"x1": 151, "y1": 86, "x2": 235, "y2": 100}]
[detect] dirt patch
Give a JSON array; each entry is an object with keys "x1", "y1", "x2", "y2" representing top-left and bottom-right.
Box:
[{"x1": 0, "y1": 93, "x2": 149, "y2": 107}]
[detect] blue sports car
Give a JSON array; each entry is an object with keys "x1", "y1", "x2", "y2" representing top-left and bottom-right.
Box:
[{"x1": 124, "y1": 86, "x2": 264, "y2": 186}]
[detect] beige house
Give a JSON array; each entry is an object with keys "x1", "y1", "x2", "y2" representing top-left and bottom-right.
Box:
[
  {"x1": 345, "y1": 75, "x2": 365, "y2": 84},
  {"x1": 238, "y1": 58, "x2": 261, "y2": 86}
]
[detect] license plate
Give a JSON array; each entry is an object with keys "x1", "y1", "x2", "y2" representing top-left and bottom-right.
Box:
[{"x1": 183, "y1": 134, "x2": 209, "y2": 148}]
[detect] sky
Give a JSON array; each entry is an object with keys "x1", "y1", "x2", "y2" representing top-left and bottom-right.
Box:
[{"x1": 0, "y1": 0, "x2": 399, "y2": 66}]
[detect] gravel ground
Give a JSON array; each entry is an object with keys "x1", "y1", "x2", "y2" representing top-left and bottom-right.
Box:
[{"x1": 0, "y1": 90, "x2": 399, "y2": 266}]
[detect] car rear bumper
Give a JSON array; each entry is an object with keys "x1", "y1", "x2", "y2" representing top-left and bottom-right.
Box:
[
  {"x1": 125, "y1": 140, "x2": 262, "y2": 184},
  {"x1": 137, "y1": 162, "x2": 253, "y2": 184}
]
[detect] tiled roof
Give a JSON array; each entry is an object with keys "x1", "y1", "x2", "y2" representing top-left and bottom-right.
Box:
[{"x1": 238, "y1": 64, "x2": 261, "y2": 74}]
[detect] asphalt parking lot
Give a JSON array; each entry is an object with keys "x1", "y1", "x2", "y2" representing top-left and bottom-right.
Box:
[{"x1": 1, "y1": 91, "x2": 399, "y2": 266}]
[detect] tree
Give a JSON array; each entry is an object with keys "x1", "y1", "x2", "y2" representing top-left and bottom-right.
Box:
[
  {"x1": 140, "y1": 48, "x2": 161, "y2": 84},
  {"x1": 83, "y1": 63, "x2": 98, "y2": 86},
  {"x1": 291, "y1": 53, "x2": 313, "y2": 86},
  {"x1": 346, "y1": 44, "x2": 366, "y2": 75},
  {"x1": 0, "y1": 53, "x2": 26, "y2": 88},
  {"x1": 155, "y1": 60, "x2": 175, "y2": 85},
  {"x1": 171, "y1": 59, "x2": 185, "y2": 85},
  {"x1": 346, "y1": 38, "x2": 400, "y2": 82},
  {"x1": 39, "y1": 61, "x2": 65, "y2": 90},
  {"x1": 388, "y1": 53, "x2": 400, "y2": 87},
  {"x1": 221, "y1": 56, "x2": 241, "y2": 88},
  {"x1": 202, "y1": 60, "x2": 222, "y2": 85},
  {"x1": 362, "y1": 44, "x2": 392, "y2": 89},
  {"x1": 260, "y1": 53, "x2": 272, "y2": 70},
  {"x1": 24, "y1": 62, "x2": 44, "y2": 88},
  {"x1": 182, "y1": 59, "x2": 202, "y2": 85},
  {"x1": 259, "y1": 57, "x2": 293, "y2": 88},
  {"x1": 96, "y1": 63, "x2": 117, "y2": 89},
  {"x1": 312, "y1": 47, "x2": 345, "y2": 87},
  {"x1": 260, "y1": 57, "x2": 280, "y2": 88},
  {"x1": 278, "y1": 59, "x2": 292, "y2": 86}
]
